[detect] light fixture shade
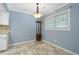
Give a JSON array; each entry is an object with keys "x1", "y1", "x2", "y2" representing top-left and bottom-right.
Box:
[{"x1": 33, "y1": 13, "x2": 42, "y2": 19}]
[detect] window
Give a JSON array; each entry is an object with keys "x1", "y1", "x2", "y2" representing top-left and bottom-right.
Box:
[{"x1": 45, "y1": 9, "x2": 70, "y2": 30}]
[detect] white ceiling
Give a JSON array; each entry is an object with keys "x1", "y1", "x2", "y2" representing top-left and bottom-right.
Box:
[{"x1": 2, "y1": 3, "x2": 69, "y2": 16}]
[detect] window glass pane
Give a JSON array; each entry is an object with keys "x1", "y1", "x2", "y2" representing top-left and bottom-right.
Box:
[
  {"x1": 45, "y1": 16, "x2": 55, "y2": 29},
  {"x1": 56, "y1": 13, "x2": 68, "y2": 28}
]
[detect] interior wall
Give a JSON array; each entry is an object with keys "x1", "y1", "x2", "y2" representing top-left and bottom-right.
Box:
[
  {"x1": 41, "y1": 3, "x2": 79, "y2": 54},
  {"x1": 9, "y1": 11, "x2": 36, "y2": 44}
]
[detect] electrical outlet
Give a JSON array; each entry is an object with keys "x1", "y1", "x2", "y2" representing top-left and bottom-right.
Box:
[{"x1": 54, "y1": 40, "x2": 57, "y2": 42}]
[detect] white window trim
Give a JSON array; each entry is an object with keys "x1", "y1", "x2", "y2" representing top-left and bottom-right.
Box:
[{"x1": 45, "y1": 9, "x2": 70, "y2": 31}]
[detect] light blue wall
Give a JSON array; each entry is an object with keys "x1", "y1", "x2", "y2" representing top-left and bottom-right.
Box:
[
  {"x1": 9, "y1": 11, "x2": 36, "y2": 44},
  {"x1": 42, "y1": 4, "x2": 79, "y2": 54}
]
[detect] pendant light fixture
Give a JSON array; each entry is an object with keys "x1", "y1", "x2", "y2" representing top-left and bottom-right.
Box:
[{"x1": 33, "y1": 3, "x2": 42, "y2": 19}]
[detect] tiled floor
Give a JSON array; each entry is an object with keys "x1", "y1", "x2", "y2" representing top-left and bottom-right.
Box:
[{"x1": 0, "y1": 41, "x2": 71, "y2": 55}]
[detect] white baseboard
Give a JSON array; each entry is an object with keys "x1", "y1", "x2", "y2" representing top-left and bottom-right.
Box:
[
  {"x1": 43, "y1": 40, "x2": 78, "y2": 55},
  {"x1": 9, "y1": 40, "x2": 35, "y2": 47}
]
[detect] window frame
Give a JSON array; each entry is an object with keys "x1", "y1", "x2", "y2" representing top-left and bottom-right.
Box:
[{"x1": 45, "y1": 9, "x2": 70, "y2": 31}]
